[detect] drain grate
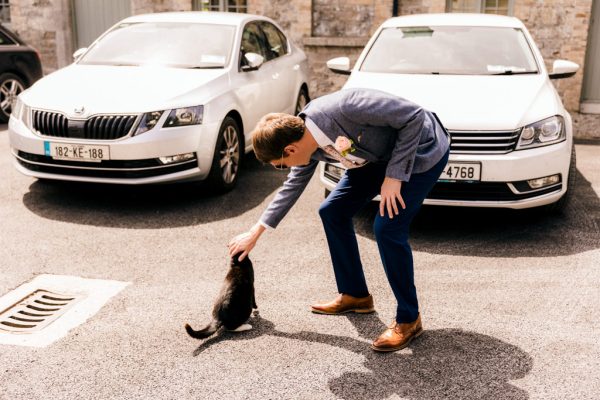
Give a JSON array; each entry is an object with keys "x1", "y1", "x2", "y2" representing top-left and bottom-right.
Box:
[
  {"x1": 0, "y1": 290, "x2": 82, "y2": 333},
  {"x1": 0, "y1": 274, "x2": 130, "y2": 347}
]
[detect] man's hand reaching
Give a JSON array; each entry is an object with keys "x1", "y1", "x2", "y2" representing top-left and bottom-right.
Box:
[{"x1": 228, "y1": 223, "x2": 266, "y2": 261}]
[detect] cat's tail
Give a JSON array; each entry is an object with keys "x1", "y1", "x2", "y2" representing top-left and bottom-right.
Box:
[{"x1": 185, "y1": 319, "x2": 221, "y2": 339}]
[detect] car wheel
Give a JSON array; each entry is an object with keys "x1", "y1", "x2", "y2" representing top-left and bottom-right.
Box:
[
  {"x1": 295, "y1": 87, "x2": 309, "y2": 115},
  {"x1": 324, "y1": 189, "x2": 331, "y2": 198},
  {"x1": 0, "y1": 73, "x2": 26, "y2": 122},
  {"x1": 543, "y1": 145, "x2": 577, "y2": 214},
  {"x1": 207, "y1": 116, "x2": 242, "y2": 192}
]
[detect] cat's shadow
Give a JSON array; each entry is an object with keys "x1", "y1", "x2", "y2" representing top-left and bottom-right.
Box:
[{"x1": 192, "y1": 313, "x2": 533, "y2": 399}]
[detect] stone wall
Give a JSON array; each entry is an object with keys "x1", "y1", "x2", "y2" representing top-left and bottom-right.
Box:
[
  {"x1": 131, "y1": 0, "x2": 191, "y2": 15},
  {"x1": 9, "y1": 0, "x2": 74, "y2": 74},
  {"x1": 247, "y1": 0, "x2": 311, "y2": 46}
]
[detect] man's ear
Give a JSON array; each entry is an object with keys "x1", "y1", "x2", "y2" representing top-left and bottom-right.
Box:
[{"x1": 284, "y1": 143, "x2": 299, "y2": 155}]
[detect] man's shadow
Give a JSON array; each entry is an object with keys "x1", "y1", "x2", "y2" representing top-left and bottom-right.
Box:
[{"x1": 192, "y1": 313, "x2": 532, "y2": 400}]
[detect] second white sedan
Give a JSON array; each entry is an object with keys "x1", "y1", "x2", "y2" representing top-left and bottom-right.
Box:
[
  {"x1": 322, "y1": 13, "x2": 579, "y2": 212},
  {"x1": 9, "y1": 12, "x2": 309, "y2": 190}
]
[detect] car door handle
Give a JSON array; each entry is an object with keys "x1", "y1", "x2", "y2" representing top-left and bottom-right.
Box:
[{"x1": 272, "y1": 73, "x2": 280, "y2": 79}]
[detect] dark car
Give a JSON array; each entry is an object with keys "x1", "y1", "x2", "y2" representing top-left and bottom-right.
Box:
[{"x1": 0, "y1": 24, "x2": 42, "y2": 122}]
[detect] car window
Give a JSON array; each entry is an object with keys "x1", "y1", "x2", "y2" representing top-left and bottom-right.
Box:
[
  {"x1": 0, "y1": 31, "x2": 15, "y2": 45},
  {"x1": 360, "y1": 26, "x2": 538, "y2": 75},
  {"x1": 241, "y1": 22, "x2": 268, "y2": 62},
  {"x1": 260, "y1": 22, "x2": 288, "y2": 60}
]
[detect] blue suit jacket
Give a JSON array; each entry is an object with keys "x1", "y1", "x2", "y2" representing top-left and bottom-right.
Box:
[{"x1": 260, "y1": 88, "x2": 450, "y2": 228}]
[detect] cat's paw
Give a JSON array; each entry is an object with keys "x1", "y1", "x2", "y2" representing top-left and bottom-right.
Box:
[{"x1": 230, "y1": 324, "x2": 252, "y2": 332}]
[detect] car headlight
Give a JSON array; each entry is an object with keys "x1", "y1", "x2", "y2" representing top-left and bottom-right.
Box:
[
  {"x1": 163, "y1": 105, "x2": 203, "y2": 128},
  {"x1": 22, "y1": 104, "x2": 31, "y2": 129},
  {"x1": 12, "y1": 97, "x2": 23, "y2": 119},
  {"x1": 133, "y1": 111, "x2": 164, "y2": 136},
  {"x1": 13, "y1": 97, "x2": 32, "y2": 129},
  {"x1": 516, "y1": 116, "x2": 565, "y2": 150}
]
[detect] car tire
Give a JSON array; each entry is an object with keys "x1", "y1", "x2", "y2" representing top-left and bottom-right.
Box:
[
  {"x1": 542, "y1": 145, "x2": 577, "y2": 214},
  {"x1": 324, "y1": 188, "x2": 331, "y2": 198},
  {"x1": 0, "y1": 73, "x2": 26, "y2": 122},
  {"x1": 295, "y1": 87, "x2": 309, "y2": 115},
  {"x1": 206, "y1": 116, "x2": 242, "y2": 192}
]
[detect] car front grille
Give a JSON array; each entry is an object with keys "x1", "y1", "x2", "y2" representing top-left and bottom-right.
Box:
[
  {"x1": 448, "y1": 129, "x2": 521, "y2": 154},
  {"x1": 32, "y1": 110, "x2": 138, "y2": 140},
  {"x1": 16, "y1": 151, "x2": 198, "y2": 180}
]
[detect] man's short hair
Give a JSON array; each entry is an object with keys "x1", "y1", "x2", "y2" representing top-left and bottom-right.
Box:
[{"x1": 251, "y1": 113, "x2": 305, "y2": 163}]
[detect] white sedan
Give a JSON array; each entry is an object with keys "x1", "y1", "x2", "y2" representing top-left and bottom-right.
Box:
[
  {"x1": 322, "y1": 13, "x2": 579, "y2": 212},
  {"x1": 9, "y1": 12, "x2": 309, "y2": 190}
]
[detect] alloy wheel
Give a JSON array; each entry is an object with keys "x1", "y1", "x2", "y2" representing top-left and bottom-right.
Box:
[
  {"x1": 219, "y1": 124, "x2": 240, "y2": 184},
  {"x1": 0, "y1": 79, "x2": 24, "y2": 116}
]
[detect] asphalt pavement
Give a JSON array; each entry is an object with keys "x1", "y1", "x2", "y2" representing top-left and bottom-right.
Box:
[{"x1": 0, "y1": 126, "x2": 599, "y2": 399}]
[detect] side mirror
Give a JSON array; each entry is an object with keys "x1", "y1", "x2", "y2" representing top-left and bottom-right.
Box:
[
  {"x1": 241, "y1": 52, "x2": 264, "y2": 72},
  {"x1": 327, "y1": 57, "x2": 351, "y2": 75},
  {"x1": 73, "y1": 47, "x2": 88, "y2": 61},
  {"x1": 549, "y1": 59, "x2": 579, "y2": 79}
]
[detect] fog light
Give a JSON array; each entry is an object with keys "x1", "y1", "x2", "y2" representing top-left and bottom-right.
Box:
[
  {"x1": 527, "y1": 174, "x2": 560, "y2": 189},
  {"x1": 325, "y1": 163, "x2": 344, "y2": 178},
  {"x1": 159, "y1": 152, "x2": 195, "y2": 165}
]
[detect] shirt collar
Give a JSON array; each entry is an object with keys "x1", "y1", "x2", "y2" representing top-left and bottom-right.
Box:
[{"x1": 305, "y1": 117, "x2": 332, "y2": 147}]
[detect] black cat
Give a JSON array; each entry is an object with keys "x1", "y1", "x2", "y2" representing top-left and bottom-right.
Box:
[{"x1": 185, "y1": 254, "x2": 257, "y2": 339}]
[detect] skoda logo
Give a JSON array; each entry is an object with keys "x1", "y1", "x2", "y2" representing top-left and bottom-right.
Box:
[{"x1": 74, "y1": 106, "x2": 85, "y2": 115}]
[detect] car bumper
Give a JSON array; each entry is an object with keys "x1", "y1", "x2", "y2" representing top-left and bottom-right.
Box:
[
  {"x1": 8, "y1": 115, "x2": 221, "y2": 184},
  {"x1": 319, "y1": 140, "x2": 572, "y2": 209}
]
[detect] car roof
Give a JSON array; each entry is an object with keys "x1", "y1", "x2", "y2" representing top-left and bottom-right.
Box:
[
  {"x1": 120, "y1": 11, "x2": 268, "y2": 26},
  {"x1": 382, "y1": 13, "x2": 525, "y2": 29}
]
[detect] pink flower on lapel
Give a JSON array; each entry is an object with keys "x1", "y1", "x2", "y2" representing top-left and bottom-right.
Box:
[{"x1": 334, "y1": 136, "x2": 354, "y2": 157}]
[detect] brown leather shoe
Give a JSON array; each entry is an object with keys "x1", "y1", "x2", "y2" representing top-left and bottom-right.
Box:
[
  {"x1": 371, "y1": 314, "x2": 423, "y2": 352},
  {"x1": 311, "y1": 293, "x2": 375, "y2": 315}
]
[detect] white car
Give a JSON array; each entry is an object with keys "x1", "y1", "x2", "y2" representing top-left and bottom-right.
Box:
[
  {"x1": 8, "y1": 12, "x2": 309, "y2": 190},
  {"x1": 322, "y1": 13, "x2": 579, "y2": 212}
]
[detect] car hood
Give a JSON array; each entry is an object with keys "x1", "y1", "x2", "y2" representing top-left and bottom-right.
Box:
[
  {"x1": 20, "y1": 64, "x2": 228, "y2": 117},
  {"x1": 345, "y1": 72, "x2": 561, "y2": 131}
]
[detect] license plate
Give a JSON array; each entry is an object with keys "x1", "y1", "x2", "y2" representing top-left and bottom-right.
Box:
[
  {"x1": 439, "y1": 162, "x2": 481, "y2": 182},
  {"x1": 44, "y1": 141, "x2": 110, "y2": 163}
]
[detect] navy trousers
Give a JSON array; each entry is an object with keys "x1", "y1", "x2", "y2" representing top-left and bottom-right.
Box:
[{"x1": 318, "y1": 149, "x2": 449, "y2": 323}]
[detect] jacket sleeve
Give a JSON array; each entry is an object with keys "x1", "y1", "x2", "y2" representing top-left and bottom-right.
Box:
[
  {"x1": 339, "y1": 90, "x2": 425, "y2": 182},
  {"x1": 259, "y1": 159, "x2": 319, "y2": 229}
]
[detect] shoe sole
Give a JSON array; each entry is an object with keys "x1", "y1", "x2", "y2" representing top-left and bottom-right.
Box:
[
  {"x1": 311, "y1": 307, "x2": 375, "y2": 315},
  {"x1": 370, "y1": 327, "x2": 424, "y2": 353}
]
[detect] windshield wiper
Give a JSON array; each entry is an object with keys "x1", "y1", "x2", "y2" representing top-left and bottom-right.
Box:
[
  {"x1": 491, "y1": 70, "x2": 538, "y2": 75},
  {"x1": 187, "y1": 65, "x2": 224, "y2": 69}
]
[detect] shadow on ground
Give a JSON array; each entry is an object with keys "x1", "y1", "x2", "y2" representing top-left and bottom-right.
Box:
[
  {"x1": 354, "y1": 170, "x2": 600, "y2": 257},
  {"x1": 21, "y1": 154, "x2": 287, "y2": 229},
  {"x1": 192, "y1": 313, "x2": 532, "y2": 400}
]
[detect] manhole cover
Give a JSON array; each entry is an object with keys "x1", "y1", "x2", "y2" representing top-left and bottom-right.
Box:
[
  {"x1": 0, "y1": 274, "x2": 130, "y2": 347},
  {"x1": 0, "y1": 290, "x2": 82, "y2": 333}
]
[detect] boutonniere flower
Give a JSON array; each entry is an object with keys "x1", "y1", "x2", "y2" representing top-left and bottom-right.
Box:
[{"x1": 334, "y1": 136, "x2": 356, "y2": 157}]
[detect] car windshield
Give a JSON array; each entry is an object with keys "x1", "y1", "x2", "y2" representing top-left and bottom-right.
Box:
[
  {"x1": 78, "y1": 22, "x2": 236, "y2": 69},
  {"x1": 360, "y1": 26, "x2": 538, "y2": 75}
]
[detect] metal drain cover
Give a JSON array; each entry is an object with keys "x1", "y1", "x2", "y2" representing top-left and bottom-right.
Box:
[
  {"x1": 0, "y1": 290, "x2": 82, "y2": 333},
  {"x1": 0, "y1": 274, "x2": 130, "y2": 347}
]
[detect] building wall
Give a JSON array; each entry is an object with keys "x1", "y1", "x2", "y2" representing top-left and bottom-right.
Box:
[
  {"x1": 131, "y1": 0, "x2": 191, "y2": 15},
  {"x1": 9, "y1": 0, "x2": 74, "y2": 74}
]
